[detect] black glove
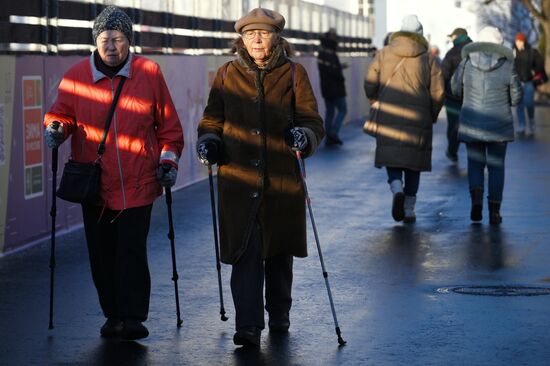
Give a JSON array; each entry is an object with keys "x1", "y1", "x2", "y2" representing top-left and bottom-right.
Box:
[
  {"x1": 44, "y1": 121, "x2": 64, "y2": 148},
  {"x1": 156, "y1": 164, "x2": 178, "y2": 187},
  {"x1": 285, "y1": 127, "x2": 308, "y2": 151},
  {"x1": 197, "y1": 139, "x2": 220, "y2": 165}
]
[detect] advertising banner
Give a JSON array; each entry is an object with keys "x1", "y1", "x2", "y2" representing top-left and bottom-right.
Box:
[{"x1": 22, "y1": 76, "x2": 43, "y2": 199}]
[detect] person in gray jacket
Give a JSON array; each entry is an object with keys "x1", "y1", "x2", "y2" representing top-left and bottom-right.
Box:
[{"x1": 451, "y1": 26, "x2": 522, "y2": 225}]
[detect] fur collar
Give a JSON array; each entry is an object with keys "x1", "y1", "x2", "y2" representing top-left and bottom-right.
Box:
[
  {"x1": 236, "y1": 40, "x2": 288, "y2": 72},
  {"x1": 462, "y1": 42, "x2": 513, "y2": 61},
  {"x1": 390, "y1": 31, "x2": 429, "y2": 49}
]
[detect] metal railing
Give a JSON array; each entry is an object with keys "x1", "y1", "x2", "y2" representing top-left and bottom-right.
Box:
[{"x1": 0, "y1": 0, "x2": 374, "y2": 56}]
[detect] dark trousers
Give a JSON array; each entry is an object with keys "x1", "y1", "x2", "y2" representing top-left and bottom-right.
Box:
[
  {"x1": 466, "y1": 142, "x2": 507, "y2": 203},
  {"x1": 324, "y1": 96, "x2": 348, "y2": 138},
  {"x1": 386, "y1": 167, "x2": 421, "y2": 196},
  {"x1": 82, "y1": 204, "x2": 153, "y2": 322},
  {"x1": 230, "y1": 222, "x2": 293, "y2": 331},
  {"x1": 445, "y1": 100, "x2": 461, "y2": 156}
]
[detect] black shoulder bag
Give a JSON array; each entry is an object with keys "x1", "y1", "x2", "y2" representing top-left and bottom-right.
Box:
[{"x1": 56, "y1": 77, "x2": 126, "y2": 204}]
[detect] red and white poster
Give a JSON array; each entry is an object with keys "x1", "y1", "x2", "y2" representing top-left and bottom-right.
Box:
[{"x1": 22, "y1": 76, "x2": 43, "y2": 199}]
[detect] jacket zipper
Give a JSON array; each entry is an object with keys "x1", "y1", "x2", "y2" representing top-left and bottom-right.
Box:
[{"x1": 111, "y1": 77, "x2": 127, "y2": 210}]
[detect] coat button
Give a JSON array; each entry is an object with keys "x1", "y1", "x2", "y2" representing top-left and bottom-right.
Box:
[
  {"x1": 251, "y1": 192, "x2": 259, "y2": 198},
  {"x1": 250, "y1": 129, "x2": 261, "y2": 135}
]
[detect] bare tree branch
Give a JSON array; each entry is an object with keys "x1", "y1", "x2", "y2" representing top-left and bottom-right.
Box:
[
  {"x1": 484, "y1": 0, "x2": 546, "y2": 22},
  {"x1": 521, "y1": 0, "x2": 546, "y2": 21}
]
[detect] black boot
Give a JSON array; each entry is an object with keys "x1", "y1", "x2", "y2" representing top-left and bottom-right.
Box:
[
  {"x1": 489, "y1": 201, "x2": 502, "y2": 225},
  {"x1": 100, "y1": 318, "x2": 123, "y2": 338},
  {"x1": 268, "y1": 312, "x2": 290, "y2": 332},
  {"x1": 470, "y1": 188, "x2": 483, "y2": 222},
  {"x1": 233, "y1": 327, "x2": 261, "y2": 347},
  {"x1": 120, "y1": 319, "x2": 149, "y2": 340}
]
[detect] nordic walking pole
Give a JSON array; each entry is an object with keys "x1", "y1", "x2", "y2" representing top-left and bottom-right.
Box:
[
  {"x1": 207, "y1": 164, "x2": 228, "y2": 321},
  {"x1": 163, "y1": 164, "x2": 183, "y2": 327},
  {"x1": 294, "y1": 150, "x2": 346, "y2": 346},
  {"x1": 48, "y1": 121, "x2": 61, "y2": 330}
]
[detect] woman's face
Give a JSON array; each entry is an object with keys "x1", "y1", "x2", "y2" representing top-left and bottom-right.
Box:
[
  {"x1": 515, "y1": 39, "x2": 525, "y2": 51},
  {"x1": 242, "y1": 29, "x2": 277, "y2": 64},
  {"x1": 96, "y1": 30, "x2": 130, "y2": 67}
]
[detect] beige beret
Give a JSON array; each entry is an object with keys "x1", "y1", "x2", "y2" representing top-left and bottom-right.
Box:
[{"x1": 234, "y1": 8, "x2": 285, "y2": 33}]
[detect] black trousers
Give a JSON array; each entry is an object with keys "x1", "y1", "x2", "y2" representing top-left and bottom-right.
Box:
[
  {"x1": 82, "y1": 204, "x2": 153, "y2": 322},
  {"x1": 445, "y1": 100, "x2": 461, "y2": 156},
  {"x1": 230, "y1": 222, "x2": 293, "y2": 331}
]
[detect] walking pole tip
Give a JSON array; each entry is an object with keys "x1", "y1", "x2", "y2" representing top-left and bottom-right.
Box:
[{"x1": 336, "y1": 327, "x2": 346, "y2": 346}]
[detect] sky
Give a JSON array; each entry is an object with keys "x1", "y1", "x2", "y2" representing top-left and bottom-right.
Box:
[
  {"x1": 386, "y1": 0, "x2": 479, "y2": 53},
  {"x1": 303, "y1": 0, "x2": 358, "y2": 14},
  {"x1": 305, "y1": 0, "x2": 480, "y2": 54}
]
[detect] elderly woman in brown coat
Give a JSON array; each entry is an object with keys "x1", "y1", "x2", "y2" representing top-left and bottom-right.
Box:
[
  {"x1": 196, "y1": 8, "x2": 324, "y2": 348},
  {"x1": 365, "y1": 14, "x2": 444, "y2": 223}
]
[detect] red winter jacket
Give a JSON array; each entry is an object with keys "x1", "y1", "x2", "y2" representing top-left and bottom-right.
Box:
[{"x1": 44, "y1": 53, "x2": 184, "y2": 210}]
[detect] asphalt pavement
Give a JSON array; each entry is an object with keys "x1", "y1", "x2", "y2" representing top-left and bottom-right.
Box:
[{"x1": 1, "y1": 106, "x2": 550, "y2": 366}]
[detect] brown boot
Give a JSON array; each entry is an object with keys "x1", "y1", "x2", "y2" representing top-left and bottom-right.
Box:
[
  {"x1": 470, "y1": 188, "x2": 483, "y2": 222},
  {"x1": 489, "y1": 201, "x2": 502, "y2": 225}
]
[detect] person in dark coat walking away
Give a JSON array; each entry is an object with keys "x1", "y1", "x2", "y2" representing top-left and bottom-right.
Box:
[
  {"x1": 196, "y1": 8, "x2": 324, "y2": 348},
  {"x1": 365, "y1": 14, "x2": 444, "y2": 223},
  {"x1": 318, "y1": 28, "x2": 348, "y2": 145},
  {"x1": 441, "y1": 27, "x2": 472, "y2": 162},
  {"x1": 513, "y1": 32, "x2": 546, "y2": 137},
  {"x1": 451, "y1": 26, "x2": 522, "y2": 225},
  {"x1": 43, "y1": 6, "x2": 184, "y2": 340}
]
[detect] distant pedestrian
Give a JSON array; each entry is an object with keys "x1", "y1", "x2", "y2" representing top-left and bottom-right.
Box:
[
  {"x1": 196, "y1": 8, "x2": 324, "y2": 348},
  {"x1": 430, "y1": 45, "x2": 442, "y2": 66},
  {"x1": 513, "y1": 32, "x2": 546, "y2": 136},
  {"x1": 364, "y1": 14, "x2": 444, "y2": 223},
  {"x1": 441, "y1": 27, "x2": 472, "y2": 162},
  {"x1": 318, "y1": 28, "x2": 348, "y2": 145},
  {"x1": 451, "y1": 26, "x2": 522, "y2": 225},
  {"x1": 43, "y1": 6, "x2": 184, "y2": 340}
]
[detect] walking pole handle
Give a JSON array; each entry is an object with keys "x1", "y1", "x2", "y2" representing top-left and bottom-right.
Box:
[
  {"x1": 50, "y1": 121, "x2": 61, "y2": 172},
  {"x1": 162, "y1": 163, "x2": 173, "y2": 206}
]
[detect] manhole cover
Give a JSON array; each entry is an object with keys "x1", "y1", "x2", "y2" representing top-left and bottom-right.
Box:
[{"x1": 437, "y1": 285, "x2": 550, "y2": 297}]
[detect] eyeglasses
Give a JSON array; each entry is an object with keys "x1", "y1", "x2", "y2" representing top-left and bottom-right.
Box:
[{"x1": 241, "y1": 30, "x2": 274, "y2": 39}]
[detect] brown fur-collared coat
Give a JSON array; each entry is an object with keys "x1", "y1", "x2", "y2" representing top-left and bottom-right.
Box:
[
  {"x1": 365, "y1": 31, "x2": 444, "y2": 171},
  {"x1": 198, "y1": 39, "x2": 324, "y2": 264}
]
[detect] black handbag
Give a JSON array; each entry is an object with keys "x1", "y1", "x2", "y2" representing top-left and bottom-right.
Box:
[{"x1": 56, "y1": 77, "x2": 126, "y2": 204}]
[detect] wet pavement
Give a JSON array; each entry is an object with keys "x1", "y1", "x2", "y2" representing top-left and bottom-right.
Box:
[{"x1": 2, "y1": 106, "x2": 550, "y2": 365}]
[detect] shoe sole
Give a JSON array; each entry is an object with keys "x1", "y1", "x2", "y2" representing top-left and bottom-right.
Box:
[
  {"x1": 392, "y1": 192, "x2": 405, "y2": 221},
  {"x1": 120, "y1": 332, "x2": 149, "y2": 341},
  {"x1": 268, "y1": 324, "x2": 290, "y2": 332},
  {"x1": 100, "y1": 329, "x2": 122, "y2": 338},
  {"x1": 233, "y1": 335, "x2": 260, "y2": 347}
]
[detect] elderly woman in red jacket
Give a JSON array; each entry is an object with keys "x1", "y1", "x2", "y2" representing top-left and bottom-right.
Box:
[{"x1": 43, "y1": 6, "x2": 184, "y2": 340}]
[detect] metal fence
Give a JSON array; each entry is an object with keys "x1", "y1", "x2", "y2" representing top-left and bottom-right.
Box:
[{"x1": 0, "y1": 0, "x2": 374, "y2": 56}]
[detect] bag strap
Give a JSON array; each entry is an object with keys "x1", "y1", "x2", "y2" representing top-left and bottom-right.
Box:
[
  {"x1": 377, "y1": 58, "x2": 405, "y2": 99},
  {"x1": 289, "y1": 61, "x2": 297, "y2": 128},
  {"x1": 97, "y1": 77, "x2": 126, "y2": 156}
]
